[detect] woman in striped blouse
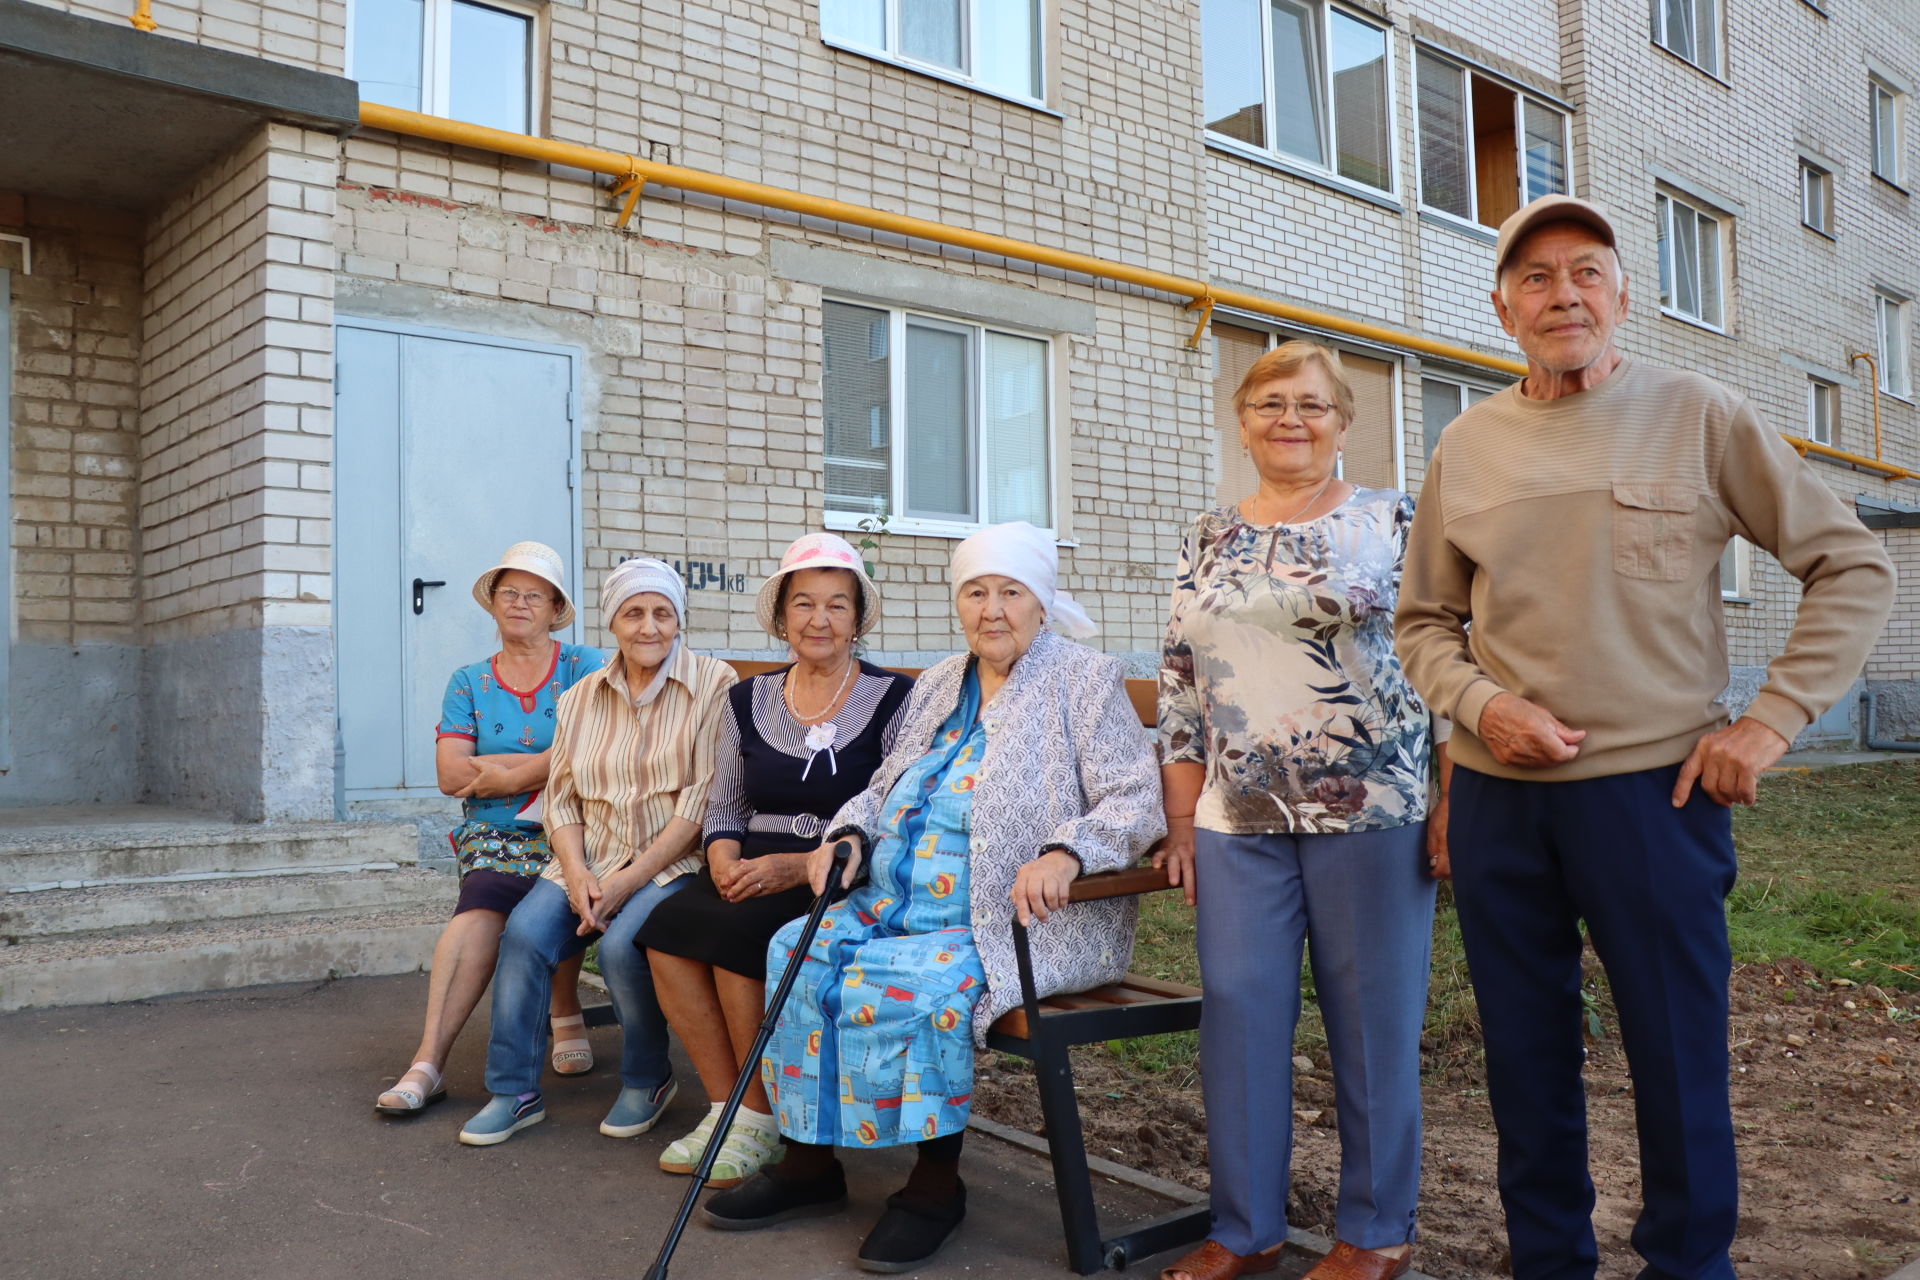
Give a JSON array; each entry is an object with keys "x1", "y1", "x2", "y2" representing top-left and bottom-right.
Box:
[
  {"x1": 457, "y1": 557, "x2": 737, "y2": 1148},
  {"x1": 640, "y1": 533, "x2": 912, "y2": 1188}
]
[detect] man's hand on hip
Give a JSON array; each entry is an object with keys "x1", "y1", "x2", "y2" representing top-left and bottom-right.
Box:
[
  {"x1": 1672, "y1": 717, "x2": 1790, "y2": 808},
  {"x1": 1478, "y1": 692, "x2": 1586, "y2": 768}
]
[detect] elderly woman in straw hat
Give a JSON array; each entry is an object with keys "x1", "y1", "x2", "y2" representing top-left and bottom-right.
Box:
[
  {"x1": 456, "y1": 557, "x2": 737, "y2": 1147},
  {"x1": 701, "y1": 522, "x2": 1164, "y2": 1274},
  {"x1": 638, "y1": 532, "x2": 913, "y2": 1188},
  {"x1": 375, "y1": 541, "x2": 605, "y2": 1116}
]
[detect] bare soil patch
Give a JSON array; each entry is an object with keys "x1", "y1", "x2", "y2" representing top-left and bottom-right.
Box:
[{"x1": 972, "y1": 960, "x2": 1920, "y2": 1279}]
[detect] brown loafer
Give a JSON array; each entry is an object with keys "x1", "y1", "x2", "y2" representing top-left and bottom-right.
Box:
[
  {"x1": 1158, "y1": 1239, "x2": 1281, "y2": 1280},
  {"x1": 1301, "y1": 1240, "x2": 1413, "y2": 1280}
]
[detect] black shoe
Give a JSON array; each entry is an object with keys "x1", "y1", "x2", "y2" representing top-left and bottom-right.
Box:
[
  {"x1": 701, "y1": 1164, "x2": 848, "y2": 1231},
  {"x1": 856, "y1": 1181, "x2": 967, "y2": 1273}
]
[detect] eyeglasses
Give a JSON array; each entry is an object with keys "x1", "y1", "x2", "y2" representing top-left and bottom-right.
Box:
[
  {"x1": 1246, "y1": 398, "x2": 1334, "y2": 421},
  {"x1": 495, "y1": 588, "x2": 552, "y2": 608}
]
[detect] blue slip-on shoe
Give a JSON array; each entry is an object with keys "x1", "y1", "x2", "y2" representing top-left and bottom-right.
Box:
[
  {"x1": 458, "y1": 1092, "x2": 544, "y2": 1146},
  {"x1": 599, "y1": 1078, "x2": 678, "y2": 1138}
]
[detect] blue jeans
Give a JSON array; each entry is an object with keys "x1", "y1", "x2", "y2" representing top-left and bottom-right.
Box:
[
  {"x1": 483, "y1": 873, "x2": 689, "y2": 1096},
  {"x1": 1450, "y1": 764, "x2": 1738, "y2": 1280},
  {"x1": 1195, "y1": 823, "x2": 1435, "y2": 1255}
]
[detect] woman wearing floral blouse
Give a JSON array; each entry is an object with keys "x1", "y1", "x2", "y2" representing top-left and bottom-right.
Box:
[{"x1": 1155, "y1": 341, "x2": 1449, "y2": 1280}]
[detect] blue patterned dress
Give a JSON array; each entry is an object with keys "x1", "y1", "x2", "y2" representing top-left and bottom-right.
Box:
[
  {"x1": 761, "y1": 671, "x2": 990, "y2": 1148},
  {"x1": 436, "y1": 641, "x2": 605, "y2": 873}
]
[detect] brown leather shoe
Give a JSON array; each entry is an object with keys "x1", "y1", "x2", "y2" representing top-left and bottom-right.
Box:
[
  {"x1": 1158, "y1": 1239, "x2": 1281, "y2": 1280},
  {"x1": 1300, "y1": 1240, "x2": 1413, "y2": 1280}
]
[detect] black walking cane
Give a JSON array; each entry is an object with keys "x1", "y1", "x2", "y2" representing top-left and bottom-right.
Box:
[{"x1": 641, "y1": 839, "x2": 853, "y2": 1280}]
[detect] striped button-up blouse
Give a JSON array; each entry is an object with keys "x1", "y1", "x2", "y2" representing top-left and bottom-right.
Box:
[{"x1": 541, "y1": 642, "x2": 738, "y2": 888}]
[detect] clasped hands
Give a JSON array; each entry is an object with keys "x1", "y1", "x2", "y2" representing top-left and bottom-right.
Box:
[
  {"x1": 806, "y1": 836, "x2": 1081, "y2": 926},
  {"x1": 709, "y1": 848, "x2": 809, "y2": 903},
  {"x1": 1479, "y1": 691, "x2": 1787, "y2": 806}
]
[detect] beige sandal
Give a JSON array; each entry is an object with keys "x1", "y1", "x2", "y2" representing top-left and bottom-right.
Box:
[
  {"x1": 375, "y1": 1061, "x2": 445, "y2": 1115},
  {"x1": 550, "y1": 1014, "x2": 594, "y2": 1075}
]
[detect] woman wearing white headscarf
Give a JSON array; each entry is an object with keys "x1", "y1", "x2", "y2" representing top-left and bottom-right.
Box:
[
  {"x1": 458, "y1": 557, "x2": 737, "y2": 1147},
  {"x1": 701, "y1": 522, "x2": 1164, "y2": 1274}
]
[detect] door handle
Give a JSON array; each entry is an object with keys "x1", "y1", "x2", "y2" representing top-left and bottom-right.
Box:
[{"x1": 412, "y1": 578, "x2": 446, "y2": 615}]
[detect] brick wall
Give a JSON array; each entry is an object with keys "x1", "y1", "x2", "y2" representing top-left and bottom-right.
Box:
[
  {"x1": 20, "y1": 0, "x2": 345, "y2": 74},
  {"x1": 1867, "y1": 530, "x2": 1918, "y2": 682},
  {"x1": 1, "y1": 192, "x2": 144, "y2": 646},
  {"x1": 335, "y1": 0, "x2": 1212, "y2": 660},
  {"x1": 140, "y1": 122, "x2": 339, "y2": 643}
]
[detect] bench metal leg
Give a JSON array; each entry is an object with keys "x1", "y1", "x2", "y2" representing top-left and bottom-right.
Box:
[{"x1": 1030, "y1": 1027, "x2": 1110, "y2": 1274}]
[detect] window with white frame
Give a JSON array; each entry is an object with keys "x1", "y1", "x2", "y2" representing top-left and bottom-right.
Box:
[
  {"x1": 1877, "y1": 291, "x2": 1912, "y2": 398},
  {"x1": 1416, "y1": 49, "x2": 1568, "y2": 230},
  {"x1": 1871, "y1": 77, "x2": 1905, "y2": 185},
  {"x1": 823, "y1": 301, "x2": 1051, "y2": 532},
  {"x1": 1201, "y1": 0, "x2": 1393, "y2": 193},
  {"x1": 1799, "y1": 159, "x2": 1834, "y2": 235},
  {"x1": 1656, "y1": 190, "x2": 1726, "y2": 328},
  {"x1": 1420, "y1": 375, "x2": 1498, "y2": 458},
  {"x1": 1652, "y1": 0, "x2": 1720, "y2": 76},
  {"x1": 354, "y1": 0, "x2": 538, "y2": 133},
  {"x1": 1719, "y1": 536, "x2": 1750, "y2": 600},
  {"x1": 1807, "y1": 377, "x2": 1836, "y2": 445},
  {"x1": 822, "y1": 0, "x2": 1043, "y2": 103}
]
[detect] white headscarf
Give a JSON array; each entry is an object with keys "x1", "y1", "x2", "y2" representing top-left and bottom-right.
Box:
[
  {"x1": 600, "y1": 557, "x2": 687, "y2": 628},
  {"x1": 949, "y1": 521, "x2": 1097, "y2": 639},
  {"x1": 600, "y1": 558, "x2": 687, "y2": 708}
]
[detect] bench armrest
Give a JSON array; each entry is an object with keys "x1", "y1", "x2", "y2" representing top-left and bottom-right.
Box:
[{"x1": 1066, "y1": 859, "x2": 1173, "y2": 904}]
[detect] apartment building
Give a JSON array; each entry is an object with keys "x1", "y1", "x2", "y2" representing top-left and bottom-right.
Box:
[{"x1": 0, "y1": 0, "x2": 1913, "y2": 825}]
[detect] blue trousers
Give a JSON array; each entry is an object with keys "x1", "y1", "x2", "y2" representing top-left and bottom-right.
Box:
[
  {"x1": 483, "y1": 874, "x2": 688, "y2": 1096},
  {"x1": 1450, "y1": 765, "x2": 1739, "y2": 1280},
  {"x1": 1195, "y1": 824, "x2": 1435, "y2": 1255}
]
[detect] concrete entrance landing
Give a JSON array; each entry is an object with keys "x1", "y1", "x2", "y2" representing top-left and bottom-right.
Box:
[{"x1": 0, "y1": 809, "x2": 451, "y2": 1012}]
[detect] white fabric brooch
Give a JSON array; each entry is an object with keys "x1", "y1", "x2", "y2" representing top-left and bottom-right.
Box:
[{"x1": 801, "y1": 722, "x2": 839, "y2": 780}]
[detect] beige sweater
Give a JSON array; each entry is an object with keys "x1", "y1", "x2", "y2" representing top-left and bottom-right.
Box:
[{"x1": 1396, "y1": 359, "x2": 1896, "y2": 781}]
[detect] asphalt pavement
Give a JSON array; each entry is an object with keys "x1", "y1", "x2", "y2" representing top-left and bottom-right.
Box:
[{"x1": 0, "y1": 972, "x2": 1265, "y2": 1280}]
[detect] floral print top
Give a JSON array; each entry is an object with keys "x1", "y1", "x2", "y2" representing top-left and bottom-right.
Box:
[{"x1": 1159, "y1": 488, "x2": 1431, "y2": 835}]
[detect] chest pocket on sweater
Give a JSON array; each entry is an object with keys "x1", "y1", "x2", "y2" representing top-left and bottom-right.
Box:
[{"x1": 1611, "y1": 483, "x2": 1697, "y2": 582}]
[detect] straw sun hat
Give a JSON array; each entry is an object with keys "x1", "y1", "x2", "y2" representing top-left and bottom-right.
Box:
[{"x1": 471, "y1": 541, "x2": 575, "y2": 631}]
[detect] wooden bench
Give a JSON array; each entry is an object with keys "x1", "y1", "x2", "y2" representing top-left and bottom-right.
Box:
[{"x1": 589, "y1": 657, "x2": 1205, "y2": 1272}]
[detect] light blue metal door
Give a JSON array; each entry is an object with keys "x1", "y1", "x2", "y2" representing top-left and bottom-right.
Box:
[{"x1": 334, "y1": 321, "x2": 578, "y2": 800}]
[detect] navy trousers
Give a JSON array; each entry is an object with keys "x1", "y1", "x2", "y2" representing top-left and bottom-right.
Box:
[{"x1": 1449, "y1": 764, "x2": 1739, "y2": 1280}]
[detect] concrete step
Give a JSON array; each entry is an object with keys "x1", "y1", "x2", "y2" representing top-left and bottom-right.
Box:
[
  {"x1": 0, "y1": 820, "x2": 421, "y2": 889},
  {"x1": 0, "y1": 869, "x2": 457, "y2": 942},
  {"x1": 0, "y1": 904, "x2": 449, "y2": 1012}
]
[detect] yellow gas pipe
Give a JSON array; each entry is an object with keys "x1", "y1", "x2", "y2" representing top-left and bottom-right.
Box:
[
  {"x1": 352, "y1": 104, "x2": 1918, "y2": 483},
  {"x1": 355, "y1": 102, "x2": 1527, "y2": 376}
]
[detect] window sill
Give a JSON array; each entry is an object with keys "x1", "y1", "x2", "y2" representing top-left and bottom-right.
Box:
[
  {"x1": 1418, "y1": 209, "x2": 1498, "y2": 245},
  {"x1": 1797, "y1": 0, "x2": 1827, "y2": 14},
  {"x1": 1660, "y1": 307, "x2": 1731, "y2": 337},
  {"x1": 820, "y1": 37, "x2": 1064, "y2": 120},
  {"x1": 824, "y1": 511, "x2": 1071, "y2": 545},
  {"x1": 1650, "y1": 41, "x2": 1730, "y2": 87},
  {"x1": 1720, "y1": 594, "x2": 1755, "y2": 606},
  {"x1": 1205, "y1": 136, "x2": 1402, "y2": 213},
  {"x1": 1802, "y1": 222, "x2": 1837, "y2": 242},
  {"x1": 1871, "y1": 172, "x2": 1911, "y2": 197}
]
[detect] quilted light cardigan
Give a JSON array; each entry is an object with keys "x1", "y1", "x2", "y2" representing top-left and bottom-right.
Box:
[{"x1": 827, "y1": 628, "x2": 1166, "y2": 1045}]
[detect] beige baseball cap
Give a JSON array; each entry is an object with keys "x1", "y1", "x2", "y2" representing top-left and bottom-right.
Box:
[{"x1": 1494, "y1": 194, "x2": 1618, "y2": 279}]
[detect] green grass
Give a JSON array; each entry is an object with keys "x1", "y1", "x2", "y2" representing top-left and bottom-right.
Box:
[
  {"x1": 1725, "y1": 761, "x2": 1920, "y2": 988},
  {"x1": 1107, "y1": 761, "x2": 1920, "y2": 1079}
]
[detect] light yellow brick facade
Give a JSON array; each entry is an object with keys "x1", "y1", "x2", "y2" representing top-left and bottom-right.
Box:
[{"x1": 4, "y1": 0, "x2": 1917, "y2": 812}]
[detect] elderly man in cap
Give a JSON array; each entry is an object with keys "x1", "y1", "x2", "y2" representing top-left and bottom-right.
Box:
[{"x1": 1396, "y1": 195, "x2": 1895, "y2": 1279}]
